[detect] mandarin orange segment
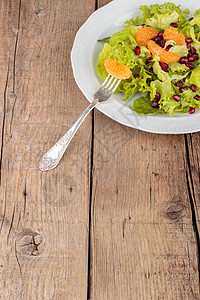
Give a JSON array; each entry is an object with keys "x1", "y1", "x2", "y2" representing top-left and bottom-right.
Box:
[
  {"x1": 104, "y1": 58, "x2": 132, "y2": 79},
  {"x1": 147, "y1": 40, "x2": 180, "y2": 64},
  {"x1": 159, "y1": 51, "x2": 180, "y2": 64},
  {"x1": 163, "y1": 28, "x2": 186, "y2": 45},
  {"x1": 136, "y1": 27, "x2": 159, "y2": 46}
]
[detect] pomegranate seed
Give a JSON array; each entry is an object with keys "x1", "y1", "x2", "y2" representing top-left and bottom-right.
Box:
[
  {"x1": 185, "y1": 62, "x2": 194, "y2": 69},
  {"x1": 191, "y1": 84, "x2": 197, "y2": 92},
  {"x1": 181, "y1": 87, "x2": 188, "y2": 92},
  {"x1": 189, "y1": 107, "x2": 195, "y2": 114},
  {"x1": 194, "y1": 95, "x2": 200, "y2": 100},
  {"x1": 159, "y1": 40, "x2": 166, "y2": 48},
  {"x1": 158, "y1": 32, "x2": 163, "y2": 38},
  {"x1": 186, "y1": 38, "x2": 193, "y2": 44},
  {"x1": 153, "y1": 36, "x2": 161, "y2": 43},
  {"x1": 146, "y1": 56, "x2": 153, "y2": 64},
  {"x1": 159, "y1": 62, "x2": 168, "y2": 71},
  {"x1": 134, "y1": 74, "x2": 140, "y2": 78},
  {"x1": 152, "y1": 101, "x2": 159, "y2": 108},
  {"x1": 180, "y1": 57, "x2": 188, "y2": 64},
  {"x1": 134, "y1": 46, "x2": 140, "y2": 56},
  {"x1": 189, "y1": 17, "x2": 194, "y2": 21},
  {"x1": 187, "y1": 43, "x2": 191, "y2": 51},
  {"x1": 170, "y1": 22, "x2": 178, "y2": 28},
  {"x1": 155, "y1": 92, "x2": 161, "y2": 101},
  {"x1": 176, "y1": 81, "x2": 183, "y2": 89},
  {"x1": 173, "y1": 95, "x2": 181, "y2": 101},
  {"x1": 190, "y1": 47, "x2": 197, "y2": 55},
  {"x1": 188, "y1": 55, "x2": 197, "y2": 62},
  {"x1": 165, "y1": 45, "x2": 173, "y2": 51}
]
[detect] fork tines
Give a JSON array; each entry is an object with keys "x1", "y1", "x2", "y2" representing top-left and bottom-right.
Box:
[{"x1": 102, "y1": 74, "x2": 121, "y2": 94}]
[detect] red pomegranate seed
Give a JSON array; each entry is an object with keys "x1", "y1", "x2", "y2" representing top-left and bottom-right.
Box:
[
  {"x1": 181, "y1": 87, "x2": 188, "y2": 91},
  {"x1": 134, "y1": 74, "x2": 140, "y2": 78},
  {"x1": 134, "y1": 46, "x2": 140, "y2": 56},
  {"x1": 188, "y1": 55, "x2": 197, "y2": 62},
  {"x1": 158, "y1": 32, "x2": 163, "y2": 38},
  {"x1": 155, "y1": 92, "x2": 161, "y2": 101},
  {"x1": 153, "y1": 36, "x2": 161, "y2": 43},
  {"x1": 194, "y1": 95, "x2": 200, "y2": 100},
  {"x1": 189, "y1": 107, "x2": 195, "y2": 114},
  {"x1": 165, "y1": 45, "x2": 173, "y2": 51},
  {"x1": 170, "y1": 22, "x2": 178, "y2": 28},
  {"x1": 185, "y1": 62, "x2": 194, "y2": 69},
  {"x1": 187, "y1": 43, "x2": 191, "y2": 51},
  {"x1": 186, "y1": 38, "x2": 193, "y2": 44},
  {"x1": 152, "y1": 101, "x2": 159, "y2": 108},
  {"x1": 173, "y1": 95, "x2": 181, "y2": 101},
  {"x1": 180, "y1": 57, "x2": 188, "y2": 64},
  {"x1": 159, "y1": 40, "x2": 166, "y2": 48},
  {"x1": 191, "y1": 84, "x2": 197, "y2": 92},
  {"x1": 146, "y1": 56, "x2": 153, "y2": 64},
  {"x1": 176, "y1": 81, "x2": 183, "y2": 89},
  {"x1": 190, "y1": 47, "x2": 197, "y2": 55},
  {"x1": 159, "y1": 61, "x2": 168, "y2": 71}
]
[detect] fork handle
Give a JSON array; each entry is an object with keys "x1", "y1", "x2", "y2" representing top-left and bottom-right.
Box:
[{"x1": 39, "y1": 98, "x2": 99, "y2": 171}]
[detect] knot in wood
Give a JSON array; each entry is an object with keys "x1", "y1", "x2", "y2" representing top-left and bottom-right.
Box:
[
  {"x1": 10, "y1": 91, "x2": 16, "y2": 99},
  {"x1": 35, "y1": 8, "x2": 44, "y2": 15},
  {"x1": 17, "y1": 232, "x2": 43, "y2": 256},
  {"x1": 165, "y1": 202, "x2": 185, "y2": 220}
]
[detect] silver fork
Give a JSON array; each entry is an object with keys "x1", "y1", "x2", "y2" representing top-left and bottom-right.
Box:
[{"x1": 39, "y1": 74, "x2": 121, "y2": 171}]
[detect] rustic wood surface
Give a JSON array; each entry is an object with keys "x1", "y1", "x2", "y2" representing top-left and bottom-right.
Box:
[{"x1": 0, "y1": 0, "x2": 200, "y2": 299}]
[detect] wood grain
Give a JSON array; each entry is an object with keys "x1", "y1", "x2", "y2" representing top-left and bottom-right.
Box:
[
  {"x1": 90, "y1": 112, "x2": 200, "y2": 300},
  {"x1": 88, "y1": 1, "x2": 200, "y2": 299},
  {"x1": 0, "y1": 0, "x2": 94, "y2": 299},
  {"x1": 1, "y1": 0, "x2": 200, "y2": 299}
]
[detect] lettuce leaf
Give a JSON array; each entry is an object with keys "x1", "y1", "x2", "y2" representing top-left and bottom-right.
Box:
[
  {"x1": 195, "y1": 8, "x2": 200, "y2": 17},
  {"x1": 153, "y1": 60, "x2": 170, "y2": 81},
  {"x1": 126, "y1": 3, "x2": 190, "y2": 30},
  {"x1": 150, "y1": 79, "x2": 174, "y2": 100},
  {"x1": 189, "y1": 15, "x2": 200, "y2": 27},
  {"x1": 168, "y1": 62, "x2": 189, "y2": 75},
  {"x1": 180, "y1": 89, "x2": 200, "y2": 111},
  {"x1": 109, "y1": 27, "x2": 138, "y2": 47},
  {"x1": 150, "y1": 80, "x2": 179, "y2": 116},
  {"x1": 132, "y1": 93, "x2": 160, "y2": 115},
  {"x1": 146, "y1": 11, "x2": 179, "y2": 30},
  {"x1": 96, "y1": 43, "x2": 111, "y2": 79},
  {"x1": 169, "y1": 44, "x2": 188, "y2": 57},
  {"x1": 118, "y1": 66, "x2": 152, "y2": 100},
  {"x1": 160, "y1": 98, "x2": 183, "y2": 116},
  {"x1": 190, "y1": 66, "x2": 200, "y2": 88}
]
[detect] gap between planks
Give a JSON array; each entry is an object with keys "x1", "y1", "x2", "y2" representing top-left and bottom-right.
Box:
[
  {"x1": 87, "y1": 2, "x2": 98, "y2": 299},
  {"x1": 184, "y1": 134, "x2": 200, "y2": 290}
]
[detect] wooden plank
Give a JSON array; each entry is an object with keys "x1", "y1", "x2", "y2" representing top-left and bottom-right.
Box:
[
  {"x1": 89, "y1": 1, "x2": 200, "y2": 299},
  {"x1": 90, "y1": 113, "x2": 200, "y2": 300},
  {"x1": 184, "y1": 133, "x2": 200, "y2": 259},
  {"x1": 0, "y1": 0, "x2": 94, "y2": 299}
]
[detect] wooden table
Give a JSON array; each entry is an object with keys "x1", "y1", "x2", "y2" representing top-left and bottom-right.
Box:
[{"x1": 0, "y1": 0, "x2": 200, "y2": 299}]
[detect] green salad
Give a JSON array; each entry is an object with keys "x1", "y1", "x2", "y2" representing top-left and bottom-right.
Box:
[{"x1": 97, "y1": 2, "x2": 200, "y2": 116}]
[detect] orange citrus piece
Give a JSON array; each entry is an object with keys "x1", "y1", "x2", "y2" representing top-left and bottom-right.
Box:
[
  {"x1": 147, "y1": 40, "x2": 180, "y2": 64},
  {"x1": 104, "y1": 58, "x2": 132, "y2": 79},
  {"x1": 136, "y1": 27, "x2": 159, "y2": 46},
  {"x1": 163, "y1": 28, "x2": 185, "y2": 45}
]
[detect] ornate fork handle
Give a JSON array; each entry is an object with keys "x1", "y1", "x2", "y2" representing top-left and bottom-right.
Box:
[{"x1": 39, "y1": 99, "x2": 99, "y2": 171}]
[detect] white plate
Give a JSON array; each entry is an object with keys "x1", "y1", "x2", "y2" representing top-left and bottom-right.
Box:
[{"x1": 71, "y1": 0, "x2": 200, "y2": 134}]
